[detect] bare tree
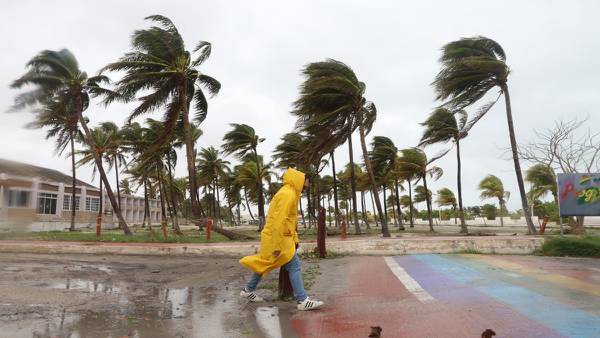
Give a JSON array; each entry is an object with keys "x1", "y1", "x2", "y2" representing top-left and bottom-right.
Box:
[{"x1": 518, "y1": 117, "x2": 600, "y2": 232}]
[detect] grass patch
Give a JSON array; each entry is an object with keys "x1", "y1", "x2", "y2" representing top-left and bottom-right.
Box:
[
  {"x1": 299, "y1": 250, "x2": 344, "y2": 260},
  {"x1": 541, "y1": 235, "x2": 600, "y2": 257},
  {"x1": 302, "y1": 264, "x2": 321, "y2": 290},
  {"x1": 0, "y1": 228, "x2": 231, "y2": 243}
]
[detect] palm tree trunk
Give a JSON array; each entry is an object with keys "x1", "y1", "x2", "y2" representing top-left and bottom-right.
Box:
[
  {"x1": 423, "y1": 175, "x2": 434, "y2": 232},
  {"x1": 114, "y1": 156, "x2": 122, "y2": 229},
  {"x1": 370, "y1": 191, "x2": 379, "y2": 227},
  {"x1": 299, "y1": 197, "x2": 307, "y2": 228},
  {"x1": 361, "y1": 191, "x2": 370, "y2": 229},
  {"x1": 358, "y1": 120, "x2": 390, "y2": 237},
  {"x1": 244, "y1": 187, "x2": 255, "y2": 221},
  {"x1": 215, "y1": 178, "x2": 222, "y2": 226},
  {"x1": 98, "y1": 178, "x2": 103, "y2": 218},
  {"x1": 499, "y1": 199, "x2": 504, "y2": 226},
  {"x1": 166, "y1": 153, "x2": 181, "y2": 232},
  {"x1": 391, "y1": 195, "x2": 397, "y2": 226},
  {"x1": 181, "y1": 85, "x2": 201, "y2": 224},
  {"x1": 383, "y1": 185, "x2": 388, "y2": 224},
  {"x1": 252, "y1": 148, "x2": 265, "y2": 231},
  {"x1": 408, "y1": 180, "x2": 414, "y2": 228},
  {"x1": 306, "y1": 188, "x2": 312, "y2": 229},
  {"x1": 157, "y1": 168, "x2": 167, "y2": 224},
  {"x1": 143, "y1": 177, "x2": 148, "y2": 228},
  {"x1": 501, "y1": 84, "x2": 537, "y2": 234},
  {"x1": 394, "y1": 178, "x2": 404, "y2": 230},
  {"x1": 327, "y1": 194, "x2": 332, "y2": 227},
  {"x1": 455, "y1": 139, "x2": 468, "y2": 233},
  {"x1": 77, "y1": 113, "x2": 131, "y2": 235},
  {"x1": 331, "y1": 151, "x2": 340, "y2": 228},
  {"x1": 347, "y1": 135, "x2": 361, "y2": 234},
  {"x1": 69, "y1": 134, "x2": 77, "y2": 232}
]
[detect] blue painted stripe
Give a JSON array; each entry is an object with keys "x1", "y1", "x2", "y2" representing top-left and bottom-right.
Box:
[{"x1": 413, "y1": 254, "x2": 600, "y2": 338}]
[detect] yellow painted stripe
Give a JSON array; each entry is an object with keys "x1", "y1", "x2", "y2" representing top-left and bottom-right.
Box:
[{"x1": 460, "y1": 254, "x2": 600, "y2": 298}]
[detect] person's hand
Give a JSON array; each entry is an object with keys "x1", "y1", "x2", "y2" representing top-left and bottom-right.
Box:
[{"x1": 272, "y1": 250, "x2": 281, "y2": 258}]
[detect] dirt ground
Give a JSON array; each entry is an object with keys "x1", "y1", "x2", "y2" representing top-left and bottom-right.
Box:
[{"x1": 0, "y1": 253, "x2": 334, "y2": 338}]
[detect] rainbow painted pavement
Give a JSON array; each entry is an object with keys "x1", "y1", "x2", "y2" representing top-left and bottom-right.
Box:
[{"x1": 292, "y1": 255, "x2": 600, "y2": 338}]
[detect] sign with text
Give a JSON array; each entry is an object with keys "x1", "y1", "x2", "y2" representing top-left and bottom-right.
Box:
[{"x1": 557, "y1": 173, "x2": 600, "y2": 216}]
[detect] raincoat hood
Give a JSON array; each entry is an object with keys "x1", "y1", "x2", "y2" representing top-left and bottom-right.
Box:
[{"x1": 282, "y1": 168, "x2": 305, "y2": 196}]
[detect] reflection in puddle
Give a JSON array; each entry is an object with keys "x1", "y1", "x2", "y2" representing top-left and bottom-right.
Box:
[
  {"x1": 256, "y1": 306, "x2": 283, "y2": 338},
  {"x1": 48, "y1": 279, "x2": 122, "y2": 294}
]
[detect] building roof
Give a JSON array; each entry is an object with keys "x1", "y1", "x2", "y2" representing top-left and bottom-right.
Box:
[{"x1": 0, "y1": 158, "x2": 97, "y2": 189}]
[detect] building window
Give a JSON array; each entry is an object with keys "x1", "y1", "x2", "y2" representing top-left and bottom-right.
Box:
[
  {"x1": 37, "y1": 192, "x2": 58, "y2": 214},
  {"x1": 8, "y1": 190, "x2": 30, "y2": 208},
  {"x1": 85, "y1": 197, "x2": 100, "y2": 212},
  {"x1": 63, "y1": 195, "x2": 80, "y2": 211}
]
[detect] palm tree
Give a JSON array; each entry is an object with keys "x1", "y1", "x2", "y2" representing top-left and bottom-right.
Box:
[
  {"x1": 103, "y1": 15, "x2": 220, "y2": 224},
  {"x1": 25, "y1": 101, "x2": 82, "y2": 231},
  {"x1": 292, "y1": 59, "x2": 389, "y2": 237},
  {"x1": 9, "y1": 48, "x2": 131, "y2": 234},
  {"x1": 437, "y1": 188, "x2": 458, "y2": 224},
  {"x1": 120, "y1": 179, "x2": 133, "y2": 195},
  {"x1": 433, "y1": 36, "x2": 536, "y2": 234},
  {"x1": 370, "y1": 136, "x2": 404, "y2": 230},
  {"x1": 525, "y1": 164, "x2": 558, "y2": 206},
  {"x1": 478, "y1": 175, "x2": 510, "y2": 226},
  {"x1": 99, "y1": 122, "x2": 126, "y2": 213},
  {"x1": 197, "y1": 146, "x2": 231, "y2": 223},
  {"x1": 419, "y1": 108, "x2": 470, "y2": 233},
  {"x1": 397, "y1": 148, "x2": 443, "y2": 232},
  {"x1": 75, "y1": 126, "x2": 115, "y2": 226},
  {"x1": 222, "y1": 124, "x2": 266, "y2": 229}
]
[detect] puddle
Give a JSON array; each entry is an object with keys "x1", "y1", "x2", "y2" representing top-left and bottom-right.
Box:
[{"x1": 256, "y1": 307, "x2": 283, "y2": 338}]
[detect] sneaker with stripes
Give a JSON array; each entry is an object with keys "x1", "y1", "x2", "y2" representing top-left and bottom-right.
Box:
[
  {"x1": 240, "y1": 289, "x2": 265, "y2": 302},
  {"x1": 297, "y1": 297, "x2": 324, "y2": 311}
]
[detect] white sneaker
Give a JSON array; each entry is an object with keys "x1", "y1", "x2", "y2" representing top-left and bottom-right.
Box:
[
  {"x1": 297, "y1": 297, "x2": 324, "y2": 311},
  {"x1": 240, "y1": 289, "x2": 265, "y2": 302}
]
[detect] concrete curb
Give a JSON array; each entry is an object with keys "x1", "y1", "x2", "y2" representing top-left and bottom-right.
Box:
[{"x1": 0, "y1": 236, "x2": 545, "y2": 257}]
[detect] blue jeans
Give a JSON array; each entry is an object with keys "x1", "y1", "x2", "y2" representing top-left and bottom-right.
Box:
[{"x1": 245, "y1": 253, "x2": 307, "y2": 302}]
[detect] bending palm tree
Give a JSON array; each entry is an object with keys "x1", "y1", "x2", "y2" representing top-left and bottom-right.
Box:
[
  {"x1": 103, "y1": 15, "x2": 221, "y2": 225},
  {"x1": 370, "y1": 136, "x2": 404, "y2": 230},
  {"x1": 525, "y1": 164, "x2": 557, "y2": 203},
  {"x1": 397, "y1": 148, "x2": 443, "y2": 232},
  {"x1": 436, "y1": 188, "x2": 458, "y2": 224},
  {"x1": 433, "y1": 36, "x2": 536, "y2": 234},
  {"x1": 478, "y1": 175, "x2": 510, "y2": 226},
  {"x1": 222, "y1": 124, "x2": 266, "y2": 229},
  {"x1": 293, "y1": 59, "x2": 389, "y2": 237},
  {"x1": 419, "y1": 108, "x2": 469, "y2": 233},
  {"x1": 10, "y1": 49, "x2": 131, "y2": 234}
]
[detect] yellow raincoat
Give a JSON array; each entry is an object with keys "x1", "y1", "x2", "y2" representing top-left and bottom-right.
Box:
[{"x1": 240, "y1": 168, "x2": 305, "y2": 276}]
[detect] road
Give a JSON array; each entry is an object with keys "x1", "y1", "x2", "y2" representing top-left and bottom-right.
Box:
[{"x1": 0, "y1": 253, "x2": 599, "y2": 337}]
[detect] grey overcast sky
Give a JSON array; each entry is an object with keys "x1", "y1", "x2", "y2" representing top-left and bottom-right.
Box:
[{"x1": 1, "y1": 0, "x2": 599, "y2": 211}]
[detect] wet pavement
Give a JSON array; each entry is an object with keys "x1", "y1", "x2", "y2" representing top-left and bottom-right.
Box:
[{"x1": 1, "y1": 253, "x2": 599, "y2": 337}]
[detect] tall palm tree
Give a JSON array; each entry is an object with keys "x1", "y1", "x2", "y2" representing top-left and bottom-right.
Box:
[
  {"x1": 433, "y1": 36, "x2": 536, "y2": 234},
  {"x1": 292, "y1": 59, "x2": 389, "y2": 237},
  {"x1": 9, "y1": 48, "x2": 131, "y2": 234},
  {"x1": 419, "y1": 108, "x2": 470, "y2": 233},
  {"x1": 25, "y1": 101, "x2": 83, "y2": 231},
  {"x1": 397, "y1": 148, "x2": 443, "y2": 232},
  {"x1": 103, "y1": 15, "x2": 221, "y2": 224},
  {"x1": 370, "y1": 136, "x2": 404, "y2": 230},
  {"x1": 525, "y1": 164, "x2": 558, "y2": 206},
  {"x1": 437, "y1": 188, "x2": 458, "y2": 224},
  {"x1": 99, "y1": 122, "x2": 126, "y2": 213},
  {"x1": 197, "y1": 146, "x2": 231, "y2": 223},
  {"x1": 478, "y1": 175, "x2": 510, "y2": 226},
  {"x1": 222, "y1": 124, "x2": 266, "y2": 229}
]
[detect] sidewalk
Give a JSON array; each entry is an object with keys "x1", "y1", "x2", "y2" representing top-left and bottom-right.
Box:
[{"x1": 0, "y1": 235, "x2": 545, "y2": 257}]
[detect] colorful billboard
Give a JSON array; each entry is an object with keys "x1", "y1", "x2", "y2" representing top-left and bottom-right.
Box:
[{"x1": 557, "y1": 173, "x2": 600, "y2": 216}]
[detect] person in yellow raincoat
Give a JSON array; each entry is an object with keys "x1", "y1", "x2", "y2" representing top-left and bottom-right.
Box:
[{"x1": 239, "y1": 168, "x2": 324, "y2": 311}]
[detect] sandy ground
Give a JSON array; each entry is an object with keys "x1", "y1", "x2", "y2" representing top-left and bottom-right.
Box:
[{"x1": 0, "y1": 253, "x2": 325, "y2": 338}]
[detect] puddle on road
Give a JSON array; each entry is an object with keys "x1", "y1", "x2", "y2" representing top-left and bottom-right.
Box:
[{"x1": 2, "y1": 278, "x2": 295, "y2": 337}]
